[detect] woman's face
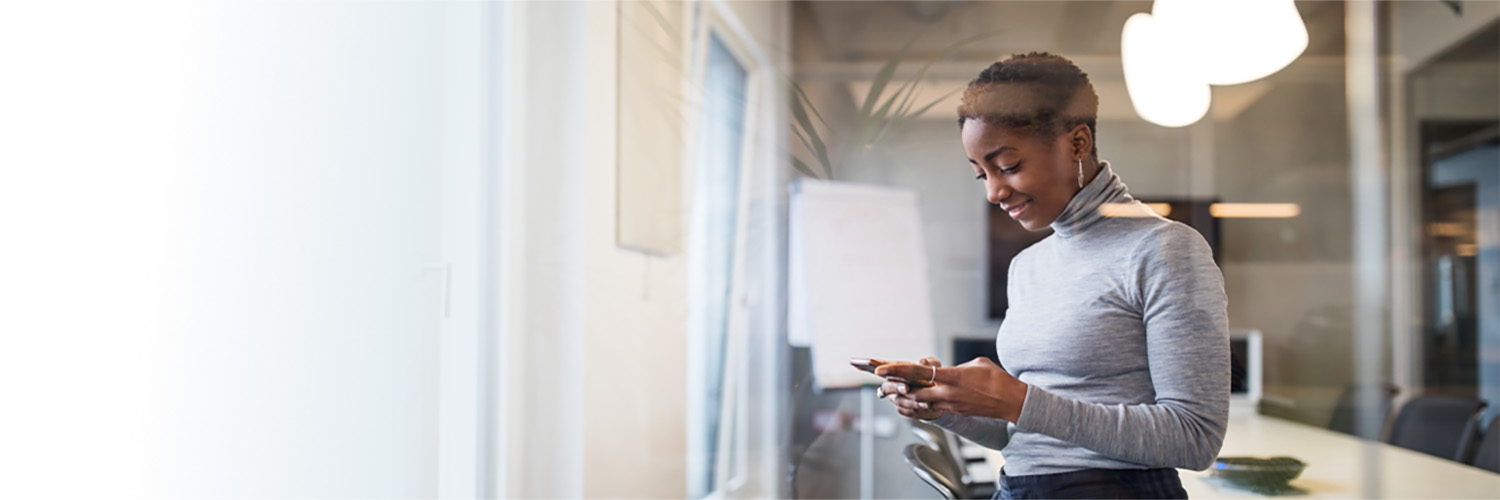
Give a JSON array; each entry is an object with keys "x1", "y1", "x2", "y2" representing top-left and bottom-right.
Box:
[{"x1": 961, "y1": 118, "x2": 1084, "y2": 232}]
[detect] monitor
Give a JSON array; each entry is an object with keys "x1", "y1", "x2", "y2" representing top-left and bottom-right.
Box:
[{"x1": 1229, "y1": 329, "x2": 1263, "y2": 413}]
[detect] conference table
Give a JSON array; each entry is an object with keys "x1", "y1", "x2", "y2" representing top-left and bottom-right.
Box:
[{"x1": 978, "y1": 412, "x2": 1500, "y2": 498}]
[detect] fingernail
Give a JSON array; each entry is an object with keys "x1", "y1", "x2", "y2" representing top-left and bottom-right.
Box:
[
  {"x1": 898, "y1": 383, "x2": 908, "y2": 394},
  {"x1": 918, "y1": 402, "x2": 930, "y2": 410}
]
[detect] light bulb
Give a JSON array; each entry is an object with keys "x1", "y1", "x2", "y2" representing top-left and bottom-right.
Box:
[
  {"x1": 1152, "y1": 0, "x2": 1309, "y2": 86},
  {"x1": 1121, "y1": 13, "x2": 1210, "y2": 128}
]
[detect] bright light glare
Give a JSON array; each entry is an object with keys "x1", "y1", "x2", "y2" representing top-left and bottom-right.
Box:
[
  {"x1": 1153, "y1": 0, "x2": 1308, "y2": 86},
  {"x1": 1209, "y1": 203, "x2": 1302, "y2": 218},
  {"x1": 1100, "y1": 202, "x2": 1172, "y2": 218},
  {"x1": 1121, "y1": 13, "x2": 1211, "y2": 128}
]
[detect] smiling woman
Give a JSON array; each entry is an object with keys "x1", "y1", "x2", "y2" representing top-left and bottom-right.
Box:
[
  {"x1": 877, "y1": 52, "x2": 1230, "y2": 500},
  {"x1": 959, "y1": 53, "x2": 1101, "y2": 231}
]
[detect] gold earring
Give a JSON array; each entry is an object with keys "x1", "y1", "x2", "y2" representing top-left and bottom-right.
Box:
[{"x1": 1077, "y1": 159, "x2": 1084, "y2": 188}]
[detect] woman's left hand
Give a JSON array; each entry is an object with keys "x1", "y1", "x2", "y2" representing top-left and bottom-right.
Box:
[{"x1": 876, "y1": 357, "x2": 1029, "y2": 422}]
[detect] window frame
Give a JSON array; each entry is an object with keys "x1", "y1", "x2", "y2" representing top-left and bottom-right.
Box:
[{"x1": 684, "y1": 1, "x2": 780, "y2": 498}]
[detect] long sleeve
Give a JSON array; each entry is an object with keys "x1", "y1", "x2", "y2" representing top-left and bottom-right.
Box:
[
  {"x1": 930, "y1": 412, "x2": 1012, "y2": 451},
  {"x1": 1010, "y1": 223, "x2": 1230, "y2": 471}
]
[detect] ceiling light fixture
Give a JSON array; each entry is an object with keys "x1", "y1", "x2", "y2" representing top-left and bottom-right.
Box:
[
  {"x1": 1121, "y1": 0, "x2": 1308, "y2": 127},
  {"x1": 1152, "y1": 0, "x2": 1309, "y2": 86},
  {"x1": 1121, "y1": 12, "x2": 1211, "y2": 128},
  {"x1": 1209, "y1": 203, "x2": 1301, "y2": 218}
]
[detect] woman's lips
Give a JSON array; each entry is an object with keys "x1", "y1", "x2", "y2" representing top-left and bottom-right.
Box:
[{"x1": 1006, "y1": 200, "x2": 1031, "y2": 219}]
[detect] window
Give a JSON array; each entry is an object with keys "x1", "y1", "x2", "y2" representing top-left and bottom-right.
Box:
[{"x1": 688, "y1": 32, "x2": 750, "y2": 500}]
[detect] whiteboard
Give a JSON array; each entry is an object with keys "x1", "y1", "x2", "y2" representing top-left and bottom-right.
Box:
[{"x1": 788, "y1": 179, "x2": 938, "y2": 389}]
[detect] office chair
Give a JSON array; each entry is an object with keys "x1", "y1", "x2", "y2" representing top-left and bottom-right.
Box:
[
  {"x1": 1327, "y1": 383, "x2": 1399, "y2": 439},
  {"x1": 909, "y1": 421, "x2": 997, "y2": 499},
  {"x1": 1385, "y1": 395, "x2": 1487, "y2": 462},
  {"x1": 911, "y1": 420, "x2": 966, "y2": 474},
  {"x1": 903, "y1": 443, "x2": 965, "y2": 500},
  {"x1": 1469, "y1": 416, "x2": 1500, "y2": 473},
  {"x1": 910, "y1": 420, "x2": 946, "y2": 450}
]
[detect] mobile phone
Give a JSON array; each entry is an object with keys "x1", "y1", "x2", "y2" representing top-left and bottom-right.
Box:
[
  {"x1": 849, "y1": 358, "x2": 933, "y2": 388},
  {"x1": 849, "y1": 358, "x2": 885, "y2": 374}
]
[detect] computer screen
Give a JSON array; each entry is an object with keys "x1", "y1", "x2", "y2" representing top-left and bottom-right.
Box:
[
  {"x1": 951, "y1": 337, "x2": 1000, "y2": 369},
  {"x1": 1231, "y1": 337, "x2": 1250, "y2": 394},
  {"x1": 1228, "y1": 330, "x2": 1263, "y2": 408}
]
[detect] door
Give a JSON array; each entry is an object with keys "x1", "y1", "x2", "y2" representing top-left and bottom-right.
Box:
[{"x1": 1422, "y1": 136, "x2": 1500, "y2": 422}]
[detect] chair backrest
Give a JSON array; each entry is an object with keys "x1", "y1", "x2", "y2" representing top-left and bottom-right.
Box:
[
  {"x1": 910, "y1": 420, "x2": 971, "y2": 483},
  {"x1": 1328, "y1": 383, "x2": 1399, "y2": 439},
  {"x1": 910, "y1": 420, "x2": 945, "y2": 450},
  {"x1": 1470, "y1": 416, "x2": 1500, "y2": 473},
  {"x1": 903, "y1": 443, "x2": 965, "y2": 500},
  {"x1": 1386, "y1": 395, "x2": 1487, "y2": 462}
]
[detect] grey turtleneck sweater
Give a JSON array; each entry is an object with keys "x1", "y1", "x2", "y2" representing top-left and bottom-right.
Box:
[{"x1": 933, "y1": 161, "x2": 1229, "y2": 475}]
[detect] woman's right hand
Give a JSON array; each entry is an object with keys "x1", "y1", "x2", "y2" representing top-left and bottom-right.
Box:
[{"x1": 882, "y1": 357, "x2": 945, "y2": 421}]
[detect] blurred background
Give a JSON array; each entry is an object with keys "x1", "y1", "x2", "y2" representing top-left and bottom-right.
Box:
[{"x1": 0, "y1": 0, "x2": 1496, "y2": 498}]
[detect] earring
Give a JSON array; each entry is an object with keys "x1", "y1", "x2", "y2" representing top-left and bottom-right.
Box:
[{"x1": 1077, "y1": 159, "x2": 1084, "y2": 188}]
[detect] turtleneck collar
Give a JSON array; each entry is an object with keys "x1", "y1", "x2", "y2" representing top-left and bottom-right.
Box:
[{"x1": 1050, "y1": 160, "x2": 1134, "y2": 238}]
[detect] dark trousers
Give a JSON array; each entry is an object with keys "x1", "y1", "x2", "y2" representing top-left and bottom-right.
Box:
[{"x1": 996, "y1": 467, "x2": 1188, "y2": 499}]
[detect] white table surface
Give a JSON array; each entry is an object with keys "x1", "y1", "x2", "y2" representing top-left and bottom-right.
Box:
[{"x1": 980, "y1": 413, "x2": 1500, "y2": 498}]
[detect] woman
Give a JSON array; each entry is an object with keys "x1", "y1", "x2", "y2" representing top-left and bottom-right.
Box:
[{"x1": 876, "y1": 52, "x2": 1229, "y2": 499}]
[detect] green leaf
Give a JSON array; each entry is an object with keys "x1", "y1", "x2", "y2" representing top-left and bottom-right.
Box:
[
  {"x1": 905, "y1": 86, "x2": 964, "y2": 121},
  {"x1": 868, "y1": 87, "x2": 903, "y2": 130},
  {"x1": 888, "y1": 30, "x2": 1001, "y2": 122},
  {"x1": 890, "y1": 78, "x2": 923, "y2": 120},
  {"x1": 790, "y1": 156, "x2": 821, "y2": 179},
  {"x1": 784, "y1": 29, "x2": 1004, "y2": 179},
  {"x1": 859, "y1": 36, "x2": 920, "y2": 120},
  {"x1": 860, "y1": 85, "x2": 915, "y2": 151},
  {"x1": 788, "y1": 79, "x2": 831, "y2": 131},
  {"x1": 856, "y1": 30, "x2": 1002, "y2": 151},
  {"x1": 791, "y1": 126, "x2": 830, "y2": 176},
  {"x1": 870, "y1": 79, "x2": 925, "y2": 146},
  {"x1": 790, "y1": 94, "x2": 834, "y2": 176},
  {"x1": 882, "y1": 85, "x2": 965, "y2": 142},
  {"x1": 790, "y1": 124, "x2": 817, "y2": 153}
]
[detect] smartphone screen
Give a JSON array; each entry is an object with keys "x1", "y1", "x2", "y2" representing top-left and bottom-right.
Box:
[
  {"x1": 849, "y1": 358, "x2": 883, "y2": 374},
  {"x1": 849, "y1": 358, "x2": 933, "y2": 387}
]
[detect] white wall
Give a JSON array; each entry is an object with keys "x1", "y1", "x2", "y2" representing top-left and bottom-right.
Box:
[
  {"x1": 579, "y1": 2, "x2": 694, "y2": 497},
  {"x1": 0, "y1": 1, "x2": 490, "y2": 497}
]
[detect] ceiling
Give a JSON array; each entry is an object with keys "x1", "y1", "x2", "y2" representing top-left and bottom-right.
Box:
[
  {"x1": 802, "y1": 1, "x2": 1151, "y2": 61},
  {"x1": 799, "y1": 0, "x2": 1347, "y2": 62},
  {"x1": 793, "y1": 0, "x2": 1352, "y2": 123}
]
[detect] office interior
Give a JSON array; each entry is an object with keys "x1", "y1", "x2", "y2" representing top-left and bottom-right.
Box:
[{"x1": 1, "y1": 1, "x2": 1498, "y2": 498}]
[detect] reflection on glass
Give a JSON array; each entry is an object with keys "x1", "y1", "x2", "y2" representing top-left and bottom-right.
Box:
[
  {"x1": 776, "y1": 2, "x2": 1500, "y2": 499},
  {"x1": 1421, "y1": 125, "x2": 1498, "y2": 421}
]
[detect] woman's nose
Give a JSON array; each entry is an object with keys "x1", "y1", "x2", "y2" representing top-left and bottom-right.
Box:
[{"x1": 987, "y1": 179, "x2": 1009, "y2": 205}]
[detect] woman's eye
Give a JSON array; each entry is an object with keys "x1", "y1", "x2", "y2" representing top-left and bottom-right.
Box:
[
  {"x1": 1000, "y1": 163, "x2": 1021, "y2": 174},
  {"x1": 974, "y1": 173, "x2": 987, "y2": 181}
]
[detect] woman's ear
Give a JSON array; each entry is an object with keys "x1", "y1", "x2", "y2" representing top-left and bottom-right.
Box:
[{"x1": 1069, "y1": 123, "x2": 1093, "y2": 159}]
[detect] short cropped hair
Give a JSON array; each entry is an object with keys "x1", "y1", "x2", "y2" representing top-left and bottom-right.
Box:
[{"x1": 957, "y1": 52, "x2": 1099, "y2": 156}]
